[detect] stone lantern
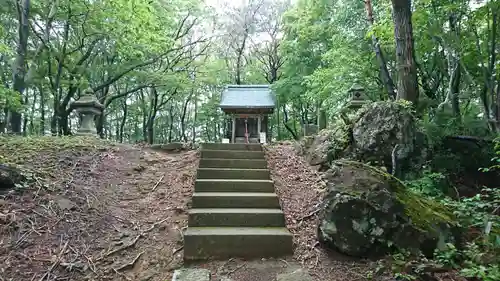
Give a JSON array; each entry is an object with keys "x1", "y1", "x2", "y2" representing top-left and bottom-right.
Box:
[
  {"x1": 70, "y1": 88, "x2": 104, "y2": 136},
  {"x1": 339, "y1": 81, "x2": 370, "y2": 125},
  {"x1": 346, "y1": 81, "x2": 369, "y2": 110}
]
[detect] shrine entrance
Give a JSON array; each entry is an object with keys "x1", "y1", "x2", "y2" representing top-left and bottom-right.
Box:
[
  {"x1": 235, "y1": 116, "x2": 258, "y2": 143},
  {"x1": 219, "y1": 85, "x2": 275, "y2": 144},
  {"x1": 228, "y1": 113, "x2": 269, "y2": 143}
]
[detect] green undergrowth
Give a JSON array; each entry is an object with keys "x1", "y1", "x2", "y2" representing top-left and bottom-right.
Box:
[
  {"x1": 0, "y1": 135, "x2": 113, "y2": 166},
  {"x1": 394, "y1": 149, "x2": 500, "y2": 281},
  {"x1": 334, "y1": 160, "x2": 457, "y2": 233}
]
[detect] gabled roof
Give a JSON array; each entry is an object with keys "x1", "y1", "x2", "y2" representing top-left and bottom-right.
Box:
[{"x1": 219, "y1": 85, "x2": 275, "y2": 109}]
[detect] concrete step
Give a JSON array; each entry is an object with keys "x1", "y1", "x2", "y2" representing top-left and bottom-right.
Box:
[
  {"x1": 201, "y1": 150, "x2": 265, "y2": 159},
  {"x1": 199, "y1": 158, "x2": 267, "y2": 169},
  {"x1": 184, "y1": 227, "x2": 293, "y2": 260},
  {"x1": 194, "y1": 179, "x2": 275, "y2": 193},
  {"x1": 192, "y1": 192, "x2": 280, "y2": 208},
  {"x1": 197, "y1": 168, "x2": 270, "y2": 180},
  {"x1": 188, "y1": 208, "x2": 285, "y2": 227},
  {"x1": 202, "y1": 143, "x2": 262, "y2": 151}
]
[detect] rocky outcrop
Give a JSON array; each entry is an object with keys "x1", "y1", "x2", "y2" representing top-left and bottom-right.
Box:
[
  {"x1": 352, "y1": 102, "x2": 426, "y2": 174},
  {"x1": 318, "y1": 160, "x2": 460, "y2": 257},
  {"x1": 0, "y1": 164, "x2": 25, "y2": 194},
  {"x1": 297, "y1": 122, "x2": 351, "y2": 171},
  {"x1": 298, "y1": 101, "x2": 427, "y2": 176}
]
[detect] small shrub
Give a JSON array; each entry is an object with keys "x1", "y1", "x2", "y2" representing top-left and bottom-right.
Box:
[{"x1": 405, "y1": 171, "x2": 448, "y2": 197}]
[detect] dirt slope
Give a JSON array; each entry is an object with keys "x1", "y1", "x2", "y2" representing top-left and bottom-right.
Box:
[
  {"x1": 0, "y1": 136, "x2": 198, "y2": 281},
  {"x1": 265, "y1": 143, "x2": 374, "y2": 281}
]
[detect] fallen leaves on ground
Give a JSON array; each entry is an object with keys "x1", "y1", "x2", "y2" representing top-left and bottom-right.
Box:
[
  {"x1": 0, "y1": 136, "x2": 198, "y2": 281},
  {"x1": 265, "y1": 143, "x2": 374, "y2": 281}
]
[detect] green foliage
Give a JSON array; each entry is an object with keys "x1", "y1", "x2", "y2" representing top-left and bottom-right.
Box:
[
  {"x1": 0, "y1": 87, "x2": 22, "y2": 111},
  {"x1": 433, "y1": 240, "x2": 500, "y2": 281},
  {"x1": 405, "y1": 171, "x2": 448, "y2": 197},
  {"x1": 398, "y1": 127, "x2": 500, "y2": 279},
  {"x1": 483, "y1": 137, "x2": 500, "y2": 171},
  {"x1": 275, "y1": 0, "x2": 381, "y2": 127},
  {"x1": 406, "y1": 170, "x2": 499, "y2": 281},
  {"x1": 441, "y1": 188, "x2": 500, "y2": 231}
]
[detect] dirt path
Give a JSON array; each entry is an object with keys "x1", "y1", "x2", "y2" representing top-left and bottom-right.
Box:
[{"x1": 0, "y1": 139, "x2": 198, "y2": 281}]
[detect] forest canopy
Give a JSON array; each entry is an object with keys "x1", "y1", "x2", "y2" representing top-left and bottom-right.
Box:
[{"x1": 0, "y1": 0, "x2": 498, "y2": 142}]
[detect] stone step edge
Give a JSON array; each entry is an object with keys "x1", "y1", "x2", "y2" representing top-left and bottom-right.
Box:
[
  {"x1": 199, "y1": 158, "x2": 267, "y2": 162},
  {"x1": 192, "y1": 192, "x2": 278, "y2": 197},
  {"x1": 197, "y1": 168, "x2": 269, "y2": 172},
  {"x1": 184, "y1": 226, "x2": 292, "y2": 236},
  {"x1": 189, "y1": 208, "x2": 283, "y2": 214},
  {"x1": 195, "y1": 179, "x2": 273, "y2": 183},
  {"x1": 201, "y1": 149, "x2": 265, "y2": 153}
]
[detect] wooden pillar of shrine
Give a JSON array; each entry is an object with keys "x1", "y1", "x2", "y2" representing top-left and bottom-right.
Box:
[{"x1": 231, "y1": 115, "x2": 236, "y2": 143}]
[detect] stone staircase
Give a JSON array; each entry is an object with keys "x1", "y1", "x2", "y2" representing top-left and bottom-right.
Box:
[{"x1": 184, "y1": 143, "x2": 293, "y2": 260}]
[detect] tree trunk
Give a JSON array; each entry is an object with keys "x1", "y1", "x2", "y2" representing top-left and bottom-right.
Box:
[
  {"x1": 495, "y1": 82, "x2": 500, "y2": 130},
  {"x1": 142, "y1": 118, "x2": 147, "y2": 142},
  {"x1": 146, "y1": 119, "x2": 154, "y2": 144},
  {"x1": 180, "y1": 92, "x2": 192, "y2": 142},
  {"x1": 192, "y1": 96, "x2": 197, "y2": 143},
  {"x1": 146, "y1": 87, "x2": 159, "y2": 144},
  {"x1": 391, "y1": 0, "x2": 419, "y2": 104},
  {"x1": 451, "y1": 63, "x2": 461, "y2": 118},
  {"x1": 168, "y1": 105, "x2": 174, "y2": 143},
  {"x1": 276, "y1": 98, "x2": 281, "y2": 140},
  {"x1": 97, "y1": 114, "x2": 106, "y2": 138},
  {"x1": 119, "y1": 99, "x2": 127, "y2": 143},
  {"x1": 365, "y1": 0, "x2": 397, "y2": 99},
  {"x1": 318, "y1": 108, "x2": 327, "y2": 130},
  {"x1": 488, "y1": 7, "x2": 497, "y2": 130},
  {"x1": 11, "y1": 0, "x2": 31, "y2": 134},
  {"x1": 22, "y1": 94, "x2": 28, "y2": 135},
  {"x1": 235, "y1": 34, "x2": 248, "y2": 85},
  {"x1": 59, "y1": 111, "x2": 70, "y2": 135},
  {"x1": 282, "y1": 104, "x2": 298, "y2": 140},
  {"x1": 29, "y1": 90, "x2": 36, "y2": 135},
  {"x1": 139, "y1": 89, "x2": 148, "y2": 141},
  {"x1": 39, "y1": 86, "x2": 45, "y2": 135},
  {"x1": 50, "y1": 110, "x2": 58, "y2": 136},
  {"x1": 449, "y1": 14, "x2": 461, "y2": 118}
]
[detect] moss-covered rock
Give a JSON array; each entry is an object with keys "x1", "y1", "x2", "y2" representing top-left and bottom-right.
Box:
[{"x1": 318, "y1": 160, "x2": 460, "y2": 257}]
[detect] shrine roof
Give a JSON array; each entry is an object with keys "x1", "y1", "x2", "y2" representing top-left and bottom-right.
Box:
[{"x1": 220, "y1": 85, "x2": 275, "y2": 109}]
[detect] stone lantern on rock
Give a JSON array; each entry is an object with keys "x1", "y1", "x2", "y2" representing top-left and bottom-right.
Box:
[
  {"x1": 70, "y1": 88, "x2": 104, "y2": 136},
  {"x1": 346, "y1": 82, "x2": 369, "y2": 110},
  {"x1": 339, "y1": 81, "x2": 370, "y2": 125}
]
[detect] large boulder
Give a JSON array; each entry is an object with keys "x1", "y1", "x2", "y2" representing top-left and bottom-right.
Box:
[
  {"x1": 297, "y1": 102, "x2": 427, "y2": 175},
  {"x1": 352, "y1": 101, "x2": 426, "y2": 174},
  {"x1": 318, "y1": 160, "x2": 460, "y2": 257},
  {"x1": 297, "y1": 124, "x2": 351, "y2": 171}
]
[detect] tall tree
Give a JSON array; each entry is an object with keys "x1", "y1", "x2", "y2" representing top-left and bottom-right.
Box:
[
  {"x1": 391, "y1": 0, "x2": 419, "y2": 104},
  {"x1": 365, "y1": 0, "x2": 396, "y2": 99},
  {"x1": 10, "y1": 0, "x2": 31, "y2": 133}
]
